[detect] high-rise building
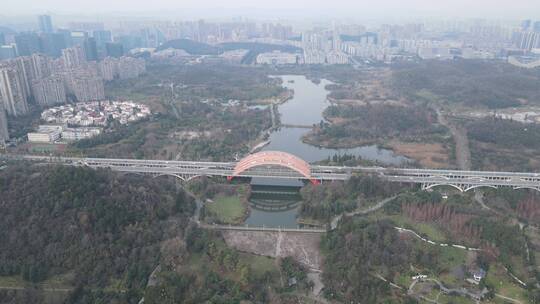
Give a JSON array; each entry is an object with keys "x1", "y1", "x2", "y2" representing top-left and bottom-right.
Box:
[
  {"x1": 38, "y1": 15, "x2": 54, "y2": 33},
  {"x1": 117, "y1": 57, "x2": 146, "y2": 79},
  {"x1": 65, "y1": 75, "x2": 105, "y2": 102},
  {"x1": 93, "y1": 30, "x2": 112, "y2": 58},
  {"x1": 32, "y1": 76, "x2": 66, "y2": 106},
  {"x1": 62, "y1": 46, "x2": 87, "y2": 68},
  {"x1": 534, "y1": 21, "x2": 540, "y2": 33},
  {"x1": 519, "y1": 31, "x2": 540, "y2": 50},
  {"x1": 40, "y1": 33, "x2": 66, "y2": 57},
  {"x1": 93, "y1": 30, "x2": 112, "y2": 46},
  {"x1": 0, "y1": 68, "x2": 30, "y2": 116},
  {"x1": 30, "y1": 53, "x2": 52, "y2": 80},
  {"x1": 0, "y1": 45, "x2": 17, "y2": 60},
  {"x1": 57, "y1": 29, "x2": 73, "y2": 47},
  {"x1": 9, "y1": 57, "x2": 33, "y2": 100},
  {"x1": 115, "y1": 35, "x2": 142, "y2": 53},
  {"x1": 70, "y1": 31, "x2": 88, "y2": 46},
  {"x1": 14, "y1": 32, "x2": 42, "y2": 56},
  {"x1": 105, "y1": 42, "x2": 124, "y2": 58},
  {"x1": 522, "y1": 20, "x2": 532, "y2": 31},
  {"x1": 97, "y1": 56, "x2": 146, "y2": 81},
  {"x1": 83, "y1": 37, "x2": 98, "y2": 61},
  {"x1": 0, "y1": 33, "x2": 5, "y2": 45},
  {"x1": 141, "y1": 28, "x2": 164, "y2": 48},
  {"x1": 0, "y1": 102, "x2": 8, "y2": 145},
  {"x1": 98, "y1": 57, "x2": 117, "y2": 81},
  {"x1": 68, "y1": 22, "x2": 104, "y2": 32}
]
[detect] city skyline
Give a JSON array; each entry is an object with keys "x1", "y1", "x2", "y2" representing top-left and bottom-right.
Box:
[{"x1": 3, "y1": 0, "x2": 540, "y2": 20}]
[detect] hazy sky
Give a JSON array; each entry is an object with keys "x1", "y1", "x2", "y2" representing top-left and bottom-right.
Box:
[{"x1": 3, "y1": 0, "x2": 540, "y2": 20}]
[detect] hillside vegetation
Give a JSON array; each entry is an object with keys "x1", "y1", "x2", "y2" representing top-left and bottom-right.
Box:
[
  {"x1": 0, "y1": 164, "x2": 195, "y2": 303},
  {"x1": 304, "y1": 104, "x2": 448, "y2": 148},
  {"x1": 391, "y1": 59, "x2": 540, "y2": 109}
]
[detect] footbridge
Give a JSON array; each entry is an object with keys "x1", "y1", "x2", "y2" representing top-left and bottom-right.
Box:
[{"x1": 4, "y1": 151, "x2": 540, "y2": 192}]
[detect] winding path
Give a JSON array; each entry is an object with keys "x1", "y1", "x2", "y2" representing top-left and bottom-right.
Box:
[
  {"x1": 330, "y1": 195, "x2": 398, "y2": 230},
  {"x1": 394, "y1": 226, "x2": 482, "y2": 251},
  {"x1": 412, "y1": 278, "x2": 487, "y2": 302},
  {"x1": 435, "y1": 108, "x2": 471, "y2": 170}
]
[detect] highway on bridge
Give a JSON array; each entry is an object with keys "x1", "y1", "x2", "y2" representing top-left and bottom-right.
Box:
[{"x1": 3, "y1": 152, "x2": 540, "y2": 192}]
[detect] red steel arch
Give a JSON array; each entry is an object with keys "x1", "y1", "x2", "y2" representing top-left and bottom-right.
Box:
[{"x1": 232, "y1": 151, "x2": 312, "y2": 179}]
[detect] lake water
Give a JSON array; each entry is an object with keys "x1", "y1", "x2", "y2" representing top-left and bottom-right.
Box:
[{"x1": 245, "y1": 75, "x2": 408, "y2": 228}]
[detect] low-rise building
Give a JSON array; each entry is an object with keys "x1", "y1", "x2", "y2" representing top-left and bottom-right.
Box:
[
  {"x1": 27, "y1": 125, "x2": 63, "y2": 143},
  {"x1": 256, "y1": 51, "x2": 298, "y2": 65},
  {"x1": 220, "y1": 49, "x2": 249, "y2": 64},
  {"x1": 61, "y1": 127, "x2": 101, "y2": 141}
]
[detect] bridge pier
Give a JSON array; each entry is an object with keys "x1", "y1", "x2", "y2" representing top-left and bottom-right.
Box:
[
  {"x1": 9, "y1": 154, "x2": 540, "y2": 193},
  {"x1": 422, "y1": 183, "x2": 503, "y2": 193},
  {"x1": 151, "y1": 172, "x2": 203, "y2": 182}
]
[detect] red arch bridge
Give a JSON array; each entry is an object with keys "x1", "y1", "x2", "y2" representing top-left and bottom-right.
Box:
[{"x1": 6, "y1": 151, "x2": 540, "y2": 192}]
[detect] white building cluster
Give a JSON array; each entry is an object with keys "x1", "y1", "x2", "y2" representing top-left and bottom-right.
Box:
[
  {"x1": 29, "y1": 101, "x2": 150, "y2": 143},
  {"x1": 0, "y1": 48, "x2": 104, "y2": 114},
  {"x1": 41, "y1": 100, "x2": 150, "y2": 126},
  {"x1": 1, "y1": 46, "x2": 147, "y2": 125},
  {"x1": 299, "y1": 30, "x2": 350, "y2": 65},
  {"x1": 256, "y1": 51, "x2": 299, "y2": 65},
  {"x1": 27, "y1": 124, "x2": 102, "y2": 143},
  {"x1": 220, "y1": 50, "x2": 249, "y2": 64}
]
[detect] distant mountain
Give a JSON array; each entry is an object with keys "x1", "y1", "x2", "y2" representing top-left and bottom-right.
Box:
[
  {"x1": 219, "y1": 42, "x2": 302, "y2": 53},
  {"x1": 157, "y1": 39, "x2": 222, "y2": 55},
  {"x1": 156, "y1": 39, "x2": 303, "y2": 64},
  {"x1": 340, "y1": 33, "x2": 378, "y2": 43}
]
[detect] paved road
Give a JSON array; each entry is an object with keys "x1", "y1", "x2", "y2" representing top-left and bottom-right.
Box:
[
  {"x1": 394, "y1": 226, "x2": 481, "y2": 251},
  {"x1": 330, "y1": 196, "x2": 398, "y2": 230},
  {"x1": 414, "y1": 278, "x2": 487, "y2": 302},
  {"x1": 436, "y1": 108, "x2": 471, "y2": 170},
  {"x1": 495, "y1": 293, "x2": 523, "y2": 304},
  {"x1": 473, "y1": 190, "x2": 502, "y2": 215},
  {"x1": 5, "y1": 154, "x2": 540, "y2": 191}
]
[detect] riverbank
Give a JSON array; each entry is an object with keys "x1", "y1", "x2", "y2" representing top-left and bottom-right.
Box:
[
  {"x1": 301, "y1": 131, "x2": 378, "y2": 150},
  {"x1": 248, "y1": 89, "x2": 294, "y2": 106}
]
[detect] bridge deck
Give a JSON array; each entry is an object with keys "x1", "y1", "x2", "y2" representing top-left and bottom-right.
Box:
[{"x1": 3, "y1": 154, "x2": 540, "y2": 192}]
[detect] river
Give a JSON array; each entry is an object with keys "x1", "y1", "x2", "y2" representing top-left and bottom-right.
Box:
[{"x1": 245, "y1": 75, "x2": 408, "y2": 228}]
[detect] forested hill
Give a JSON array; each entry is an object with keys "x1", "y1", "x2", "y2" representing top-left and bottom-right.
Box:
[
  {"x1": 155, "y1": 39, "x2": 302, "y2": 64},
  {"x1": 0, "y1": 164, "x2": 195, "y2": 303},
  {"x1": 157, "y1": 39, "x2": 221, "y2": 55},
  {"x1": 391, "y1": 59, "x2": 540, "y2": 109}
]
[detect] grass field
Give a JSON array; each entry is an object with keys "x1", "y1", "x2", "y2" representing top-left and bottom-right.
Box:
[
  {"x1": 241, "y1": 254, "x2": 277, "y2": 278},
  {"x1": 184, "y1": 233, "x2": 280, "y2": 286},
  {"x1": 485, "y1": 263, "x2": 528, "y2": 303},
  {"x1": 388, "y1": 214, "x2": 448, "y2": 242},
  {"x1": 0, "y1": 275, "x2": 25, "y2": 288},
  {"x1": 205, "y1": 195, "x2": 247, "y2": 225}
]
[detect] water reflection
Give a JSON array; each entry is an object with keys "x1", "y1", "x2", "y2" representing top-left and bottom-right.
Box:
[
  {"x1": 263, "y1": 127, "x2": 408, "y2": 165},
  {"x1": 244, "y1": 75, "x2": 408, "y2": 228}
]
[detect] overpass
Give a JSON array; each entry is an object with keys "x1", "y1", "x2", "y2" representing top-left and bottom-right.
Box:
[{"x1": 3, "y1": 151, "x2": 540, "y2": 192}]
